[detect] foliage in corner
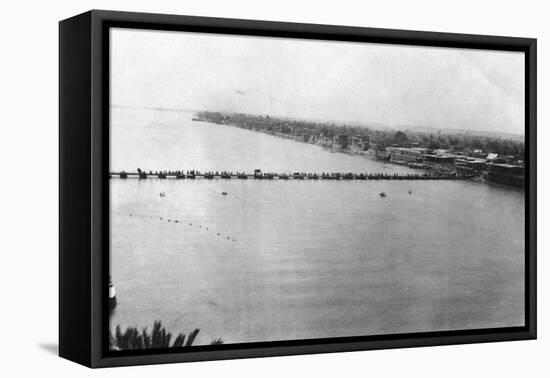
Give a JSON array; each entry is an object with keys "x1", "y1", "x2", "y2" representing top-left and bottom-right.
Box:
[{"x1": 109, "y1": 321, "x2": 223, "y2": 350}]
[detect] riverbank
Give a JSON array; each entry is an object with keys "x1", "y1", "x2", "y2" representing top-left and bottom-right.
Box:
[{"x1": 192, "y1": 113, "x2": 524, "y2": 188}]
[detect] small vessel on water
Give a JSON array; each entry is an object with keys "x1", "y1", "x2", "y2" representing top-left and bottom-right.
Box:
[
  {"x1": 109, "y1": 276, "x2": 117, "y2": 310},
  {"x1": 159, "y1": 192, "x2": 166, "y2": 197},
  {"x1": 222, "y1": 191, "x2": 228, "y2": 195},
  {"x1": 379, "y1": 192, "x2": 387, "y2": 198}
]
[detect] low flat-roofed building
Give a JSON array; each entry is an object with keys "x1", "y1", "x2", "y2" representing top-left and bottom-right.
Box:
[
  {"x1": 387, "y1": 147, "x2": 428, "y2": 164},
  {"x1": 486, "y1": 163, "x2": 524, "y2": 187},
  {"x1": 455, "y1": 158, "x2": 486, "y2": 176},
  {"x1": 423, "y1": 153, "x2": 460, "y2": 173},
  {"x1": 332, "y1": 134, "x2": 349, "y2": 149}
]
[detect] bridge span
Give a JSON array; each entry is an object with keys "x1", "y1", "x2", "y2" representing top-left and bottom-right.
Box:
[{"x1": 109, "y1": 170, "x2": 472, "y2": 181}]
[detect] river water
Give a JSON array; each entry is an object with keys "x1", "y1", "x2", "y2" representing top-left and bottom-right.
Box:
[{"x1": 109, "y1": 108, "x2": 525, "y2": 346}]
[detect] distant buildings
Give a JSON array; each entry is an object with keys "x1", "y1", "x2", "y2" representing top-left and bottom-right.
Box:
[
  {"x1": 486, "y1": 164, "x2": 525, "y2": 188},
  {"x1": 455, "y1": 158, "x2": 486, "y2": 176},
  {"x1": 423, "y1": 153, "x2": 461, "y2": 173},
  {"x1": 332, "y1": 134, "x2": 350, "y2": 149},
  {"x1": 367, "y1": 137, "x2": 391, "y2": 160},
  {"x1": 387, "y1": 147, "x2": 427, "y2": 164},
  {"x1": 349, "y1": 135, "x2": 370, "y2": 153},
  {"x1": 194, "y1": 111, "x2": 525, "y2": 187}
]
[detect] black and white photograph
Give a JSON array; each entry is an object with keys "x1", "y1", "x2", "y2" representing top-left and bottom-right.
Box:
[{"x1": 107, "y1": 27, "x2": 526, "y2": 351}]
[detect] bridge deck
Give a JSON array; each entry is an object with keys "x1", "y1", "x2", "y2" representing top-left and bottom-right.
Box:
[{"x1": 109, "y1": 172, "x2": 472, "y2": 180}]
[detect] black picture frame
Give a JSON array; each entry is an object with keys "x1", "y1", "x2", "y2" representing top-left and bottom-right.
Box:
[{"x1": 59, "y1": 9, "x2": 537, "y2": 368}]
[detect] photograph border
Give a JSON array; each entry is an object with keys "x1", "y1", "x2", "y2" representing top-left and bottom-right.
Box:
[{"x1": 59, "y1": 9, "x2": 536, "y2": 368}]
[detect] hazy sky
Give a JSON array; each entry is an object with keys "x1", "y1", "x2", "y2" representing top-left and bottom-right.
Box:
[{"x1": 111, "y1": 28, "x2": 525, "y2": 135}]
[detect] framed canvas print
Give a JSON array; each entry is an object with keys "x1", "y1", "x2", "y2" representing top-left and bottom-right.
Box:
[{"x1": 59, "y1": 10, "x2": 537, "y2": 368}]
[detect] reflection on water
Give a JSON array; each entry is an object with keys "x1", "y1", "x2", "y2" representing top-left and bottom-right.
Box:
[{"x1": 110, "y1": 109, "x2": 525, "y2": 346}]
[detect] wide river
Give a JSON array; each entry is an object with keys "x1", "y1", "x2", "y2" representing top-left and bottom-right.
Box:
[{"x1": 110, "y1": 108, "x2": 525, "y2": 346}]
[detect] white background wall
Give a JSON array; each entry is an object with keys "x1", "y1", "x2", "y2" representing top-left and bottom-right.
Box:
[{"x1": 0, "y1": 0, "x2": 546, "y2": 376}]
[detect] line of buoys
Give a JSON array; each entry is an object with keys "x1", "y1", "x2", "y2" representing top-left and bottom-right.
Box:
[{"x1": 124, "y1": 212, "x2": 237, "y2": 242}]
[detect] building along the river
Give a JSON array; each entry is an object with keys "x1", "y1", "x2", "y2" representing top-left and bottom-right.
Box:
[
  {"x1": 349, "y1": 135, "x2": 370, "y2": 154},
  {"x1": 486, "y1": 163, "x2": 525, "y2": 188},
  {"x1": 387, "y1": 147, "x2": 428, "y2": 165},
  {"x1": 454, "y1": 158, "x2": 486, "y2": 176},
  {"x1": 332, "y1": 134, "x2": 350, "y2": 149},
  {"x1": 423, "y1": 153, "x2": 461, "y2": 173},
  {"x1": 368, "y1": 137, "x2": 390, "y2": 160}
]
